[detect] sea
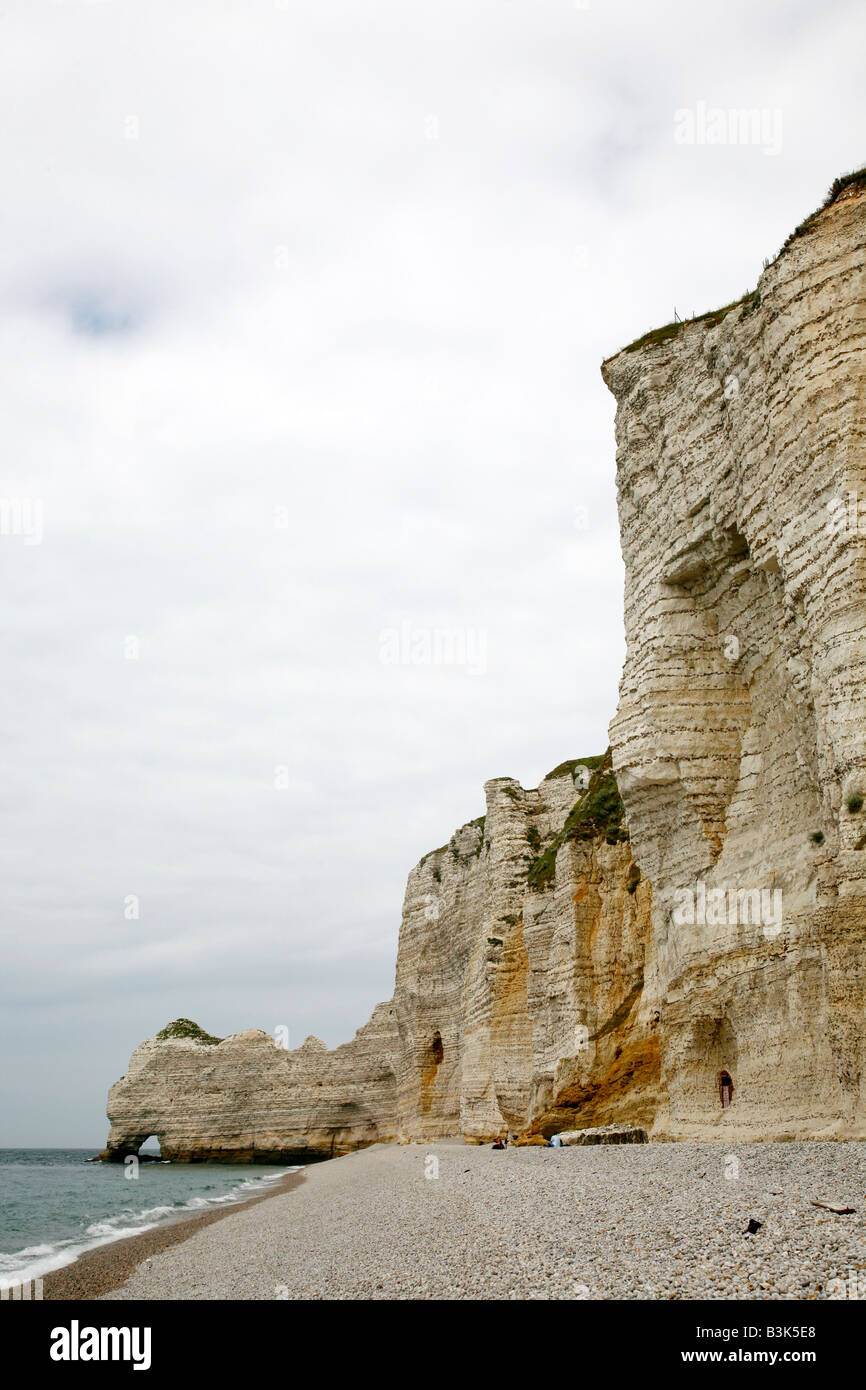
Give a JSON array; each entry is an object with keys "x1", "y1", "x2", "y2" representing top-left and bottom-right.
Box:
[{"x1": 0, "y1": 1148, "x2": 298, "y2": 1287}]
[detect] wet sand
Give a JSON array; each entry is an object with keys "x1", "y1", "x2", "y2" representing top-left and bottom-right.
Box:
[{"x1": 42, "y1": 1169, "x2": 306, "y2": 1300}]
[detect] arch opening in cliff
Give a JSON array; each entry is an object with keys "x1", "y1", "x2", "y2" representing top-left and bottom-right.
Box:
[
  {"x1": 136, "y1": 1134, "x2": 163, "y2": 1160},
  {"x1": 98, "y1": 1132, "x2": 166, "y2": 1162},
  {"x1": 719, "y1": 1071, "x2": 734, "y2": 1108}
]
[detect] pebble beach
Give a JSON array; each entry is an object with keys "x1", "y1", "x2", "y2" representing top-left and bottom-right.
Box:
[{"x1": 75, "y1": 1140, "x2": 866, "y2": 1301}]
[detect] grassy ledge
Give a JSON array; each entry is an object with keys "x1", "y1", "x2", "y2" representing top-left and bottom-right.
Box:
[
  {"x1": 603, "y1": 166, "x2": 866, "y2": 364},
  {"x1": 448, "y1": 814, "x2": 486, "y2": 864},
  {"x1": 155, "y1": 1018, "x2": 223, "y2": 1046},
  {"x1": 615, "y1": 289, "x2": 760, "y2": 358},
  {"x1": 778, "y1": 165, "x2": 866, "y2": 255},
  {"x1": 527, "y1": 749, "x2": 627, "y2": 890},
  {"x1": 544, "y1": 754, "x2": 607, "y2": 781}
]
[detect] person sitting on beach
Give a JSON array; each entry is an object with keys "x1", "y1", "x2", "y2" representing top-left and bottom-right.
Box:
[{"x1": 492, "y1": 1137, "x2": 505, "y2": 1149}]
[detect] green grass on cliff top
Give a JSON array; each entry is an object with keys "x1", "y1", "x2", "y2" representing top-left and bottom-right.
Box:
[
  {"x1": 614, "y1": 288, "x2": 760, "y2": 358},
  {"x1": 779, "y1": 166, "x2": 866, "y2": 253},
  {"x1": 604, "y1": 166, "x2": 866, "y2": 363},
  {"x1": 527, "y1": 749, "x2": 626, "y2": 890},
  {"x1": 544, "y1": 754, "x2": 607, "y2": 780},
  {"x1": 156, "y1": 1018, "x2": 223, "y2": 1046}
]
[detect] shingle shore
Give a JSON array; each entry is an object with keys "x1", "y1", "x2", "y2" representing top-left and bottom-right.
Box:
[
  {"x1": 102, "y1": 1141, "x2": 866, "y2": 1300},
  {"x1": 42, "y1": 1170, "x2": 305, "y2": 1300}
]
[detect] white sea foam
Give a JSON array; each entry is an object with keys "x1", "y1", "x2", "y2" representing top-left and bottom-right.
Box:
[{"x1": 0, "y1": 1166, "x2": 300, "y2": 1286}]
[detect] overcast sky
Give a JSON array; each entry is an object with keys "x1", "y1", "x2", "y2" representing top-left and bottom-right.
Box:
[{"x1": 1, "y1": 0, "x2": 863, "y2": 1146}]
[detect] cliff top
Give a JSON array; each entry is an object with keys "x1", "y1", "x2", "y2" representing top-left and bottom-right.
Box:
[
  {"x1": 526, "y1": 750, "x2": 627, "y2": 889},
  {"x1": 602, "y1": 164, "x2": 866, "y2": 368},
  {"x1": 155, "y1": 1018, "x2": 223, "y2": 1046}
]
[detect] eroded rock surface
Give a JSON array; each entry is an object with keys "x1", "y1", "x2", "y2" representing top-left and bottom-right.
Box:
[
  {"x1": 603, "y1": 173, "x2": 866, "y2": 1140},
  {"x1": 101, "y1": 173, "x2": 866, "y2": 1160},
  {"x1": 99, "y1": 1007, "x2": 399, "y2": 1162},
  {"x1": 393, "y1": 756, "x2": 659, "y2": 1144},
  {"x1": 557, "y1": 1125, "x2": 648, "y2": 1145},
  {"x1": 102, "y1": 759, "x2": 657, "y2": 1157}
]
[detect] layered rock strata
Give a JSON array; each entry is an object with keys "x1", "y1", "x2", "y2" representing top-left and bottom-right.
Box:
[
  {"x1": 101, "y1": 171, "x2": 866, "y2": 1159},
  {"x1": 99, "y1": 1006, "x2": 399, "y2": 1162},
  {"x1": 602, "y1": 171, "x2": 866, "y2": 1140},
  {"x1": 101, "y1": 757, "x2": 659, "y2": 1157},
  {"x1": 392, "y1": 755, "x2": 659, "y2": 1144}
]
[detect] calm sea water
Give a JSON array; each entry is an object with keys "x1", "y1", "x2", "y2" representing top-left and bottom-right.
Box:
[{"x1": 0, "y1": 1149, "x2": 298, "y2": 1285}]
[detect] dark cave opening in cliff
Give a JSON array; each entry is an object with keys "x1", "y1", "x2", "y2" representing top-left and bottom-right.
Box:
[
  {"x1": 419, "y1": 1031, "x2": 445, "y2": 1116},
  {"x1": 719, "y1": 1071, "x2": 734, "y2": 1108}
]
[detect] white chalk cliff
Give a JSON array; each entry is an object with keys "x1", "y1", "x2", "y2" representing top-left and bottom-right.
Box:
[{"x1": 100, "y1": 170, "x2": 866, "y2": 1161}]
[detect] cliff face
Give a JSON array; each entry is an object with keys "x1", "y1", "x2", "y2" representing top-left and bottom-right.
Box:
[
  {"x1": 100, "y1": 1007, "x2": 399, "y2": 1162},
  {"x1": 602, "y1": 174, "x2": 866, "y2": 1140},
  {"x1": 101, "y1": 759, "x2": 659, "y2": 1158},
  {"x1": 393, "y1": 757, "x2": 659, "y2": 1144},
  {"x1": 101, "y1": 172, "x2": 866, "y2": 1160}
]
